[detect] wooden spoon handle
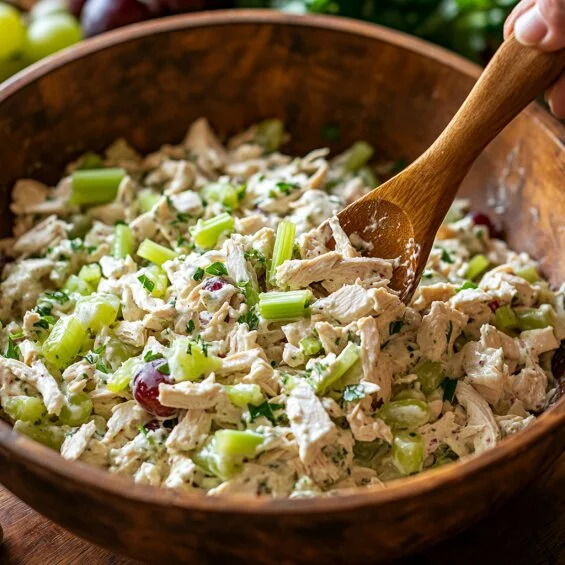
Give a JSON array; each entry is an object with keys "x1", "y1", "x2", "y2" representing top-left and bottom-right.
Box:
[{"x1": 419, "y1": 35, "x2": 565, "y2": 191}]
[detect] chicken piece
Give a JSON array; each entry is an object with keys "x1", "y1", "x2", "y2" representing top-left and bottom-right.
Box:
[
  {"x1": 103, "y1": 400, "x2": 152, "y2": 444},
  {"x1": 276, "y1": 251, "x2": 393, "y2": 293},
  {"x1": 286, "y1": 381, "x2": 337, "y2": 467},
  {"x1": 166, "y1": 410, "x2": 212, "y2": 452},
  {"x1": 105, "y1": 138, "x2": 141, "y2": 169},
  {"x1": 113, "y1": 320, "x2": 147, "y2": 348},
  {"x1": 169, "y1": 190, "x2": 202, "y2": 214},
  {"x1": 164, "y1": 161, "x2": 198, "y2": 195},
  {"x1": 183, "y1": 117, "x2": 227, "y2": 176},
  {"x1": 89, "y1": 175, "x2": 136, "y2": 224},
  {"x1": 448, "y1": 288, "x2": 493, "y2": 319},
  {"x1": 210, "y1": 463, "x2": 295, "y2": 497},
  {"x1": 509, "y1": 360, "x2": 548, "y2": 412},
  {"x1": 496, "y1": 413, "x2": 535, "y2": 436},
  {"x1": 357, "y1": 317, "x2": 390, "y2": 401},
  {"x1": 297, "y1": 227, "x2": 330, "y2": 259},
  {"x1": 61, "y1": 420, "x2": 97, "y2": 461},
  {"x1": 328, "y1": 216, "x2": 358, "y2": 258},
  {"x1": 520, "y1": 327, "x2": 559, "y2": 357},
  {"x1": 314, "y1": 321, "x2": 345, "y2": 355},
  {"x1": 13, "y1": 215, "x2": 69, "y2": 256},
  {"x1": 462, "y1": 333, "x2": 507, "y2": 406},
  {"x1": 456, "y1": 381, "x2": 500, "y2": 453},
  {"x1": 224, "y1": 239, "x2": 251, "y2": 284},
  {"x1": 480, "y1": 324, "x2": 521, "y2": 360},
  {"x1": 346, "y1": 400, "x2": 392, "y2": 443},
  {"x1": 10, "y1": 179, "x2": 49, "y2": 216},
  {"x1": 159, "y1": 376, "x2": 223, "y2": 410},
  {"x1": 227, "y1": 323, "x2": 258, "y2": 355},
  {"x1": 164, "y1": 455, "x2": 200, "y2": 489},
  {"x1": 313, "y1": 285, "x2": 375, "y2": 324},
  {"x1": 216, "y1": 349, "x2": 264, "y2": 376},
  {"x1": 0, "y1": 357, "x2": 64, "y2": 416},
  {"x1": 134, "y1": 462, "x2": 162, "y2": 486},
  {"x1": 417, "y1": 302, "x2": 468, "y2": 362},
  {"x1": 240, "y1": 359, "x2": 280, "y2": 397},
  {"x1": 129, "y1": 210, "x2": 158, "y2": 243},
  {"x1": 371, "y1": 288, "x2": 406, "y2": 336},
  {"x1": 480, "y1": 266, "x2": 538, "y2": 306},
  {"x1": 79, "y1": 438, "x2": 109, "y2": 467},
  {"x1": 307, "y1": 428, "x2": 354, "y2": 487},
  {"x1": 412, "y1": 283, "x2": 457, "y2": 311}
]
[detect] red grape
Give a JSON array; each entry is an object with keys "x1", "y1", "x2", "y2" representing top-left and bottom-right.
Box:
[
  {"x1": 203, "y1": 276, "x2": 226, "y2": 292},
  {"x1": 469, "y1": 211, "x2": 503, "y2": 239},
  {"x1": 81, "y1": 0, "x2": 153, "y2": 37},
  {"x1": 69, "y1": 0, "x2": 87, "y2": 18},
  {"x1": 132, "y1": 360, "x2": 177, "y2": 418}
]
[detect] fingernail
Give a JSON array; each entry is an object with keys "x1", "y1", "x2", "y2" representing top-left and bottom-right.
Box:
[{"x1": 514, "y1": 6, "x2": 548, "y2": 45}]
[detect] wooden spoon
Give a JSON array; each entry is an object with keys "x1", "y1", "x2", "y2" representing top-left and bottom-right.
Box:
[{"x1": 336, "y1": 36, "x2": 565, "y2": 303}]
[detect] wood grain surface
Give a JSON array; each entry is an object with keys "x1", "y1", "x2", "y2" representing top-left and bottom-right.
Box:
[{"x1": 2, "y1": 452, "x2": 565, "y2": 564}]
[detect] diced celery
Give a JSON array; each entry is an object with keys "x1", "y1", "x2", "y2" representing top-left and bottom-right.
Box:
[
  {"x1": 269, "y1": 220, "x2": 296, "y2": 286},
  {"x1": 107, "y1": 357, "x2": 143, "y2": 393},
  {"x1": 77, "y1": 152, "x2": 103, "y2": 170},
  {"x1": 137, "y1": 188, "x2": 161, "y2": 213},
  {"x1": 13, "y1": 420, "x2": 65, "y2": 450},
  {"x1": 392, "y1": 432, "x2": 425, "y2": 475},
  {"x1": 70, "y1": 168, "x2": 126, "y2": 205},
  {"x1": 414, "y1": 360, "x2": 445, "y2": 395},
  {"x1": 78, "y1": 263, "x2": 102, "y2": 287},
  {"x1": 75, "y1": 293, "x2": 120, "y2": 331},
  {"x1": 190, "y1": 213, "x2": 234, "y2": 250},
  {"x1": 316, "y1": 342, "x2": 360, "y2": 394},
  {"x1": 465, "y1": 254, "x2": 489, "y2": 280},
  {"x1": 167, "y1": 339, "x2": 221, "y2": 382},
  {"x1": 457, "y1": 280, "x2": 478, "y2": 292},
  {"x1": 112, "y1": 223, "x2": 134, "y2": 259},
  {"x1": 215, "y1": 429, "x2": 263, "y2": 459},
  {"x1": 515, "y1": 266, "x2": 540, "y2": 284},
  {"x1": 42, "y1": 316, "x2": 86, "y2": 368},
  {"x1": 201, "y1": 182, "x2": 240, "y2": 209},
  {"x1": 255, "y1": 119, "x2": 285, "y2": 152},
  {"x1": 494, "y1": 305, "x2": 520, "y2": 333},
  {"x1": 300, "y1": 336, "x2": 322, "y2": 356},
  {"x1": 239, "y1": 282, "x2": 260, "y2": 307},
  {"x1": 142, "y1": 265, "x2": 169, "y2": 298},
  {"x1": 3, "y1": 396, "x2": 46, "y2": 423},
  {"x1": 378, "y1": 399, "x2": 430, "y2": 430},
  {"x1": 344, "y1": 141, "x2": 374, "y2": 171},
  {"x1": 259, "y1": 290, "x2": 311, "y2": 321},
  {"x1": 137, "y1": 238, "x2": 178, "y2": 266},
  {"x1": 63, "y1": 274, "x2": 95, "y2": 296},
  {"x1": 59, "y1": 391, "x2": 93, "y2": 427},
  {"x1": 516, "y1": 307, "x2": 554, "y2": 331},
  {"x1": 225, "y1": 384, "x2": 264, "y2": 408}
]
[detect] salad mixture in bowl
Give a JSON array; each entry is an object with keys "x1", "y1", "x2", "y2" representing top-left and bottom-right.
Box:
[{"x1": 0, "y1": 118, "x2": 563, "y2": 497}]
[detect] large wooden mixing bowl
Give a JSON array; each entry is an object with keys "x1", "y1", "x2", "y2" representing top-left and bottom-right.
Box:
[{"x1": 1, "y1": 10, "x2": 565, "y2": 565}]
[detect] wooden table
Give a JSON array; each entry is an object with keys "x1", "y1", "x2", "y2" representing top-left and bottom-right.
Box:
[{"x1": 2, "y1": 453, "x2": 565, "y2": 565}]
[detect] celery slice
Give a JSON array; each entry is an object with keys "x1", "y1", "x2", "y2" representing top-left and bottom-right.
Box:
[
  {"x1": 107, "y1": 357, "x2": 143, "y2": 393},
  {"x1": 515, "y1": 266, "x2": 540, "y2": 284},
  {"x1": 378, "y1": 399, "x2": 430, "y2": 430},
  {"x1": 167, "y1": 339, "x2": 221, "y2": 382},
  {"x1": 137, "y1": 238, "x2": 178, "y2": 266},
  {"x1": 300, "y1": 335, "x2": 322, "y2": 356},
  {"x1": 70, "y1": 168, "x2": 126, "y2": 205},
  {"x1": 465, "y1": 253, "x2": 489, "y2": 280},
  {"x1": 269, "y1": 220, "x2": 296, "y2": 286},
  {"x1": 137, "y1": 188, "x2": 161, "y2": 213},
  {"x1": 259, "y1": 290, "x2": 311, "y2": 321},
  {"x1": 190, "y1": 213, "x2": 234, "y2": 250},
  {"x1": 112, "y1": 223, "x2": 134, "y2": 259},
  {"x1": 516, "y1": 307, "x2": 554, "y2": 331},
  {"x1": 59, "y1": 391, "x2": 93, "y2": 427},
  {"x1": 392, "y1": 431, "x2": 424, "y2": 475},
  {"x1": 344, "y1": 141, "x2": 374, "y2": 171},
  {"x1": 3, "y1": 396, "x2": 46, "y2": 423},
  {"x1": 215, "y1": 429, "x2": 263, "y2": 459},
  {"x1": 255, "y1": 119, "x2": 284, "y2": 152},
  {"x1": 316, "y1": 342, "x2": 360, "y2": 393},
  {"x1": 42, "y1": 316, "x2": 87, "y2": 368},
  {"x1": 78, "y1": 263, "x2": 102, "y2": 287},
  {"x1": 494, "y1": 305, "x2": 520, "y2": 333},
  {"x1": 201, "y1": 182, "x2": 240, "y2": 209},
  {"x1": 225, "y1": 384, "x2": 264, "y2": 408},
  {"x1": 414, "y1": 360, "x2": 445, "y2": 395},
  {"x1": 63, "y1": 274, "x2": 95, "y2": 296},
  {"x1": 75, "y1": 293, "x2": 120, "y2": 331}
]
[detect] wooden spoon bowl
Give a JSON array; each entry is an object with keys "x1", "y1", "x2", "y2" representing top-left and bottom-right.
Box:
[{"x1": 1, "y1": 11, "x2": 565, "y2": 565}]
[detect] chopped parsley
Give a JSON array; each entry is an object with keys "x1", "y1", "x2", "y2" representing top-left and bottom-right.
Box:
[
  {"x1": 446, "y1": 320, "x2": 453, "y2": 345},
  {"x1": 343, "y1": 384, "x2": 365, "y2": 402},
  {"x1": 275, "y1": 181, "x2": 299, "y2": 196},
  {"x1": 440, "y1": 248, "x2": 454, "y2": 264},
  {"x1": 4, "y1": 336, "x2": 20, "y2": 360},
  {"x1": 156, "y1": 362, "x2": 170, "y2": 375},
  {"x1": 187, "y1": 320, "x2": 195, "y2": 334},
  {"x1": 44, "y1": 290, "x2": 69, "y2": 304},
  {"x1": 33, "y1": 318, "x2": 51, "y2": 330},
  {"x1": 144, "y1": 350, "x2": 164, "y2": 362},
  {"x1": 205, "y1": 262, "x2": 228, "y2": 276},
  {"x1": 138, "y1": 274, "x2": 155, "y2": 293},
  {"x1": 238, "y1": 310, "x2": 259, "y2": 331},
  {"x1": 441, "y1": 378, "x2": 458, "y2": 403},
  {"x1": 457, "y1": 280, "x2": 478, "y2": 292},
  {"x1": 244, "y1": 249, "x2": 267, "y2": 265},
  {"x1": 193, "y1": 267, "x2": 205, "y2": 281},
  {"x1": 248, "y1": 401, "x2": 284, "y2": 426}
]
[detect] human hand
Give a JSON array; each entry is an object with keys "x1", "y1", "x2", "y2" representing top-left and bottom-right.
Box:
[{"x1": 505, "y1": 0, "x2": 565, "y2": 117}]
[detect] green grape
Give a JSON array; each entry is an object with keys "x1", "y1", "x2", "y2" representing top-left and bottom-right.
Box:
[
  {"x1": 30, "y1": 0, "x2": 69, "y2": 20},
  {"x1": 378, "y1": 399, "x2": 430, "y2": 430},
  {"x1": 392, "y1": 432, "x2": 425, "y2": 475},
  {"x1": 59, "y1": 391, "x2": 93, "y2": 427},
  {"x1": 24, "y1": 13, "x2": 82, "y2": 63},
  {"x1": 0, "y1": 4, "x2": 25, "y2": 60},
  {"x1": 3, "y1": 395, "x2": 46, "y2": 423},
  {"x1": 0, "y1": 57, "x2": 26, "y2": 82}
]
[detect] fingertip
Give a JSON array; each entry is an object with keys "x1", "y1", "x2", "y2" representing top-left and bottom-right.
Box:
[{"x1": 547, "y1": 74, "x2": 565, "y2": 119}]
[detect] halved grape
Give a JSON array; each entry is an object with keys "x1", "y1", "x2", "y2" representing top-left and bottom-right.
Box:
[
  {"x1": 132, "y1": 360, "x2": 177, "y2": 417},
  {"x1": 24, "y1": 13, "x2": 82, "y2": 63},
  {"x1": 0, "y1": 4, "x2": 25, "y2": 60},
  {"x1": 81, "y1": 0, "x2": 152, "y2": 37},
  {"x1": 59, "y1": 391, "x2": 93, "y2": 427},
  {"x1": 392, "y1": 432, "x2": 425, "y2": 475},
  {"x1": 30, "y1": 0, "x2": 69, "y2": 20},
  {"x1": 3, "y1": 396, "x2": 46, "y2": 423}
]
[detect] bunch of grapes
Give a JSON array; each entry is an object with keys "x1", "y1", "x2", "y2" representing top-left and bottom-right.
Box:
[{"x1": 0, "y1": 0, "x2": 229, "y2": 82}]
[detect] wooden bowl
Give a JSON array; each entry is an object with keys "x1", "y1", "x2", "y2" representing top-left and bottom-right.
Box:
[{"x1": 1, "y1": 10, "x2": 565, "y2": 564}]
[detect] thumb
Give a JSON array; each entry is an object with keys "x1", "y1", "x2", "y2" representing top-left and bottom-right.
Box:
[{"x1": 515, "y1": 0, "x2": 565, "y2": 51}]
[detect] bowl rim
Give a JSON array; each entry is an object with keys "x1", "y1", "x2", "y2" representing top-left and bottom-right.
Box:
[{"x1": 1, "y1": 9, "x2": 565, "y2": 516}]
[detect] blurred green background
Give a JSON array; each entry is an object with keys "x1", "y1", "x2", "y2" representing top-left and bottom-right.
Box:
[{"x1": 240, "y1": 0, "x2": 519, "y2": 63}]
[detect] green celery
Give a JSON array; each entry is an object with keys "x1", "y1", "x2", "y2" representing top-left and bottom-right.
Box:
[
  {"x1": 75, "y1": 294, "x2": 120, "y2": 331},
  {"x1": 516, "y1": 307, "x2": 554, "y2": 331},
  {"x1": 316, "y1": 342, "x2": 360, "y2": 394},
  {"x1": 167, "y1": 339, "x2": 221, "y2": 382},
  {"x1": 300, "y1": 336, "x2": 322, "y2": 356},
  {"x1": 201, "y1": 182, "x2": 240, "y2": 209},
  {"x1": 344, "y1": 141, "x2": 374, "y2": 171},
  {"x1": 494, "y1": 305, "x2": 520, "y2": 333},
  {"x1": 225, "y1": 384, "x2": 264, "y2": 408},
  {"x1": 269, "y1": 220, "x2": 296, "y2": 286},
  {"x1": 63, "y1": 274, "x2": 94, "y2": 296},
  {"x1": 255, "y1": 119, "x2": 284, "y2": 152},
  {"x1": 515, "y1": 266, "x2": 540, "y2": 284},
  {"x1": 42, "y1": 316, "x2": 87, "y2": 368},
  {"x1": 259, "y1": 290, "x2": 311, "y2": 321},
  {"x1": 78, "y1": 263, "x2": 102, "y2": 287},
  {"x1": 112, "y1": 223, "x2": 134, "y2": 259},
  {"x1": 107, "y1": 357, "x2": 143, "y2": 393},
  {"x1": 137, "y1": 188, "x2": 161, "y2": 213},
  {"x1": 191, "y1": 213, "x2": 234, "y2": 250},
  {"x1": 70, "y1": 168, "x2": 126, "y2": 205},
  {"x1": 414, "y1": 360, "x2": 445, "y2": 395},
  {"x1": 137, "y1": 239, "x2": 178, "y2": 266},
  {"x1": 465, "y1": 254, "x2": 489, "y2": 280}
]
